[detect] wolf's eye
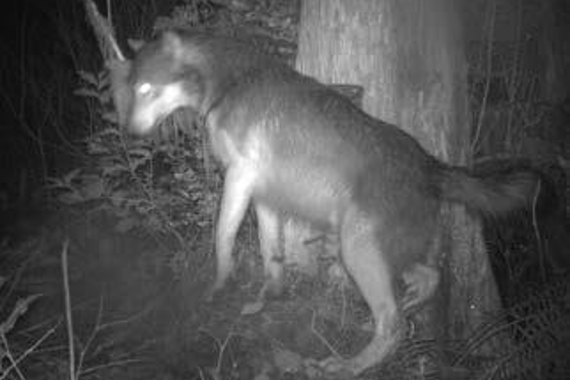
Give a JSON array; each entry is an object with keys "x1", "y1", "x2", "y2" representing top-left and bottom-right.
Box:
[{"x1": 137, "y1": 83, "x2": 154, "y2": 97}]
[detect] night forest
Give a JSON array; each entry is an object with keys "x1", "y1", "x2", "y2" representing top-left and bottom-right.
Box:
[{"x1": 0, "y1": 0, "x2": 569, "y2": 379}]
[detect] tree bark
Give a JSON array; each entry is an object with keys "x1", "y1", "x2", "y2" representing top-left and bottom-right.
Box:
[{"x1": 293, "y1": 0, "x2": 503, "y2": 357}]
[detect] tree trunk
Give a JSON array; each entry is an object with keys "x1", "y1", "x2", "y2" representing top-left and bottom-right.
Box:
[{"x1": 293, "y1": 0, "x2": 503, "y2": 358}]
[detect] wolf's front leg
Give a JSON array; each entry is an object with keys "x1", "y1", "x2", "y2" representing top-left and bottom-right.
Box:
[{"x1": 206, "y1": 165, "x2": 257, "y2": 300}]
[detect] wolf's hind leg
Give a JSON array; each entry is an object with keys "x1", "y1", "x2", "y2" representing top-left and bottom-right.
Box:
[{"x1": 321, "y1": 208, "x2": 402, "y2": 375}]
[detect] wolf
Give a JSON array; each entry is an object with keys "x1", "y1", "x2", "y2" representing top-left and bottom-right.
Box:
[{"x1": 113, "y1": 30, "x2": 538, "y2": 375}]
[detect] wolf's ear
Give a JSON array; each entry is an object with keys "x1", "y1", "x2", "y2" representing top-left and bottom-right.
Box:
[{"x1": 162, "y1": 31, "x2": 184, "y2": 60}]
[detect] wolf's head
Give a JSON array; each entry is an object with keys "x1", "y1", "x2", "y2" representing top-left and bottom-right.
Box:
[{"x1": 117, "y1": 32, "x2": 206, "y2": 135}]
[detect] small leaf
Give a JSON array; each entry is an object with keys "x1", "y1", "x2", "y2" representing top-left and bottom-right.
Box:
[
  {"x1": 128, "y1": 148, "x2": 152, "y2": 159},
  {"x1": 81, "y1": 177, "x2": 105, "y2": 199},
  {"x1": 115, "y1": 217, "x2": 138, "y2": 233},
  {"x1": 44, "y1": 177, "x2": 68, "y2": 190},
  {"x1": 96, "y1": 127, "x2": 122, "y2": 138},
  {"x1": 241, "y1": 300, "x2": 265, "y2": 315},
  {"x1": 129, "y1": 157, "x2": 150, "y2": 171},
  {"x1": 73, "y1": 88, "x2": 102, "y2": 99},
  {"x1": 102, "y1": 163, "x2": 129, "y2": 177},
  {"x1": 0, "y1": 295, "x2": 42, "y2": 335},
  {"x1": 63, "y1": 168, "x2": 82, "y2": 185},
  {"x1": 273, "y1": 348, "x2": 303, "y2": 372},
  {"x1": 108, "y1": 190, "x2": 128, "y2": 206},
  {"x1": 87, "y1": 142, "x2": 110, "y2": 155},
  {"x1": 57, "y1": 191, "x2": 85, "y2": 204},
  {"x1": 102, "y1": 111, "x2": 119, "y2": 124},
  {"x1": 77, "y1": 70, "x2": 98, "y2": 85},
  {"x1": 100, "y1": 89, "x2": 112, "y2": 102}
]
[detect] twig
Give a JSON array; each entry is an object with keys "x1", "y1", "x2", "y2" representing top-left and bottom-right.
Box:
[
  {"x1": 530, "y1": 180, "x2": 544, "y2": 283},
  {"x1": 309, "y1": 309, "x2": 342, "y2": 359},
  {"x1": 340, "y1": 284, "x2": 347, "y2": 329},
  {"x1": 75, "y1": 296, "x2": 105, "y2": 379},
  {"x1": 82, "y1": 0, "x2": 125, "y2": 61},
  {"x1": 198, "y1": 328, "x2": 238, "y2": 378},
  {"x1": 76, "y1": 358, "x2": 146, "y2": 377},
  {"x1": 471, "y1": 0, "x2": 497, "y2": 155},
  {"x1": 505, "y1": 0, "x2": 523, "y2": 151},
  {"x1": 61, "y1": 238, "x2": 76, "y2": 380},
  {"x1": 0, "y1": 88, "x2": 82, "y2": 164},
  {"x1": 0, "y1": 238, "x2": 40, "y2": 311},
  {"x1": 0, "y1": 333, "x2": 26, "y2": 380},
  {"x1": 0, "y1": 320, "x2": 61, "y2": 380},
  {"x1": 65, "y1": 291, "x2": 152, "y2": 379},
  {"x1": 216, "y1": 332, "x2": 234, "y2": 373}
]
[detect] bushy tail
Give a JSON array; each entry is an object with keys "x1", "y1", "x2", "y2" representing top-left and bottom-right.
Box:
[{"x1": 438, "y1": 166, "x2": 540, "y2": 216}]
